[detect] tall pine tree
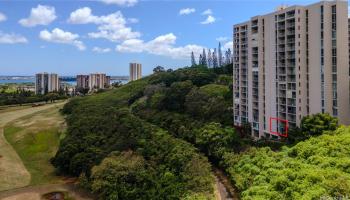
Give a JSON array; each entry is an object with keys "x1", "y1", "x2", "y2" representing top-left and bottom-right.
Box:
[
  {"x1": 213, "y1": 48, "x2": 218, "y2": 68},
  {"x1": 191, "y1": 51, "x2": 197, "y2": 66},
  {"x1": 202, "y1": 48, "x2": 207, "y2": 67},
  {"x1": 199, "y1": 54, "x2": 203, "y2": 65},
  {"x1": 218, "y1": 42, "x2": 223, "y2": 67},
  {"x1": 207, "y1": 49, "x2": 213, "y2": 68},
  {"x1": 225, "y1": 48, "x2": 232, "y2": 65}
]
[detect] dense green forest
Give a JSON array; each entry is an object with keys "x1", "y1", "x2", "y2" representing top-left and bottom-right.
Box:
[
  {"x1": 53, "y1": 64, "x2": 350, "y2": 199},
  {"x1": 52, "y1": 66, "x2": 229, "y2": 199},
  {"x1": 223, "y1": 126, "x2": 350, "y2": 199}
]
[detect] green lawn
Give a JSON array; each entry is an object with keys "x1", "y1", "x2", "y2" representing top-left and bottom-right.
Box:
[{"x1": 4, "y1": 106, "x2": 66, "y2": 186}]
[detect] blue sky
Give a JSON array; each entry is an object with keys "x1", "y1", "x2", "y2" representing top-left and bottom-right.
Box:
[{"x1": 0, "y1": 0, "x2": 320, "y2": 76}]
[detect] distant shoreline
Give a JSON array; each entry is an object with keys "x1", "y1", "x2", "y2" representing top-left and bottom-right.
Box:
[{"x1": 0, "y1": 76, "x2": 129, "y2": 85}]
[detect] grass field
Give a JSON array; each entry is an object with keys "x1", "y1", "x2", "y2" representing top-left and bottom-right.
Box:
[{"x1": 3, "y1": 103, "x2": 66, "y2": 186}]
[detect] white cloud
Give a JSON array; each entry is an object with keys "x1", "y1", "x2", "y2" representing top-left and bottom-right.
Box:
[
  {"x1": 224, "y1": 41, "x2": 233, "y2": 50},
  {"x1": 201, "y1": 15, "x2": 216, "y2": 24},
  {"x1": 0, "y1": 12, "x2": 7, "y2": 22},
  {"x1": 216, "y1": 37, "x2": 229, "y2": 42},
  {"x1": 127, "y1": 18, "x2": 139, "y2": 23},
  {"x1": 67, "y1": 7, "x2": 97, "y2": 24},
  {"x1": 98, "y1": 0, "x2": 138, "y2": 7},
  {"x1": 0, "y1": 32, "x2": 28, "y2": 44},
  {"x1": 116, "y1": 33, "x2": 205, "y2": 59},
  {"x1": 202, "y1": 9, "x2": 213, "y2": 15},
  {"x1": 68, "y1": 7, "x2": 140, "y2": 42},
  {"x1": 39, "y1": 28, "x2": 86, "y2": 50},
  {"x1": 179, "y1": 8, "x2": 195, "y2": 15},
  {"x1": 116, "y1": 39, "x2": 144, "y2": 53},
  {"x1": 19, "y1": 5, "x2": 56, "y2": 27},
  {"x1": 93, "y1": 47, "x2": 111, "y2": 53}
]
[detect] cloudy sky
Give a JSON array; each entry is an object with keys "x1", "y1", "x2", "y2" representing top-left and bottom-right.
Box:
[{"x1": 0, "y1": 0, "x2": 317, "y2": 76}]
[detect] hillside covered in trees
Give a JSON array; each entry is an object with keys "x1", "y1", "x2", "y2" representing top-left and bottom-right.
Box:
[{"x1": 53, "y1": 65, "x2": 350, "y2": 199}]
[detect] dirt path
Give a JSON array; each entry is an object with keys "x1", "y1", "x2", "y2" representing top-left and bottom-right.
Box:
[
  {"x1": 0, "y1": 102, "x2": 66, "y2": 191},
  {"x1": 0, "y1": 183, "x2": 94, "y2": 200},
  {"x1": 214, "y1": 168, "x2": 240, "y2": 200}
]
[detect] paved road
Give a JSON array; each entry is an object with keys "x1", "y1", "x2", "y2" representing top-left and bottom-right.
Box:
[{"x1": 0, "y1": 102, "x2": 66, "y2": 191}]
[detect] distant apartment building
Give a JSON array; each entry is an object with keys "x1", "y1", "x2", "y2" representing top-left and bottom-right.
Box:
[
  {"x1": 89, "y1": 73, "x2": 109, "y2": 90},
  {"x1": 106, "y1": 76, "x2": 111, "y2": 87},
  {"x1": 76, "y1": 75, "x2": 89, "y2": 89},
  {"x1": 35, "y1": 73, "x2": 59, "y2": 95},
  {"x1": 129, "y1": 63, "x2": 142, "y2": 81},
  {"x1": 233, "y1": 1, "x2": 350, "y2": 138}
]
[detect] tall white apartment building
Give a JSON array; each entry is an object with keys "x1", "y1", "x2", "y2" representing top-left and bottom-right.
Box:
[
  {"x1": 35, "y1": 73, "x2": 59, "y2": 95},
  {"x1": 129, "y1": 63, "x2": 142, "y2": 81},
  {"x1": 233, "y1": 1, "x2": 350, "y2": 138},
  {"x1": 89, "y1": 73, "x2": 108, "y2": 90},
  {"x1": 76, "y1": 75, "x2": 89, "y2": 89}
]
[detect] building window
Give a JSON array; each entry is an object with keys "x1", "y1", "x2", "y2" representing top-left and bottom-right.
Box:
[
  {"x1": 331, "y1": 5, "x2": 337, "y2": 116},
  {"x1": 320, "y1": 5, "x2": 325, "y2": 113}
]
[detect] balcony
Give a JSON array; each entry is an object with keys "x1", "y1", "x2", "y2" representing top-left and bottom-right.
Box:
[
  {"x1": 287, "y1": 83, "x2": 296, "y2": 91},
  {"x1": 252, "y1": 122, "x2": 259, "y2": 130},
  {"x1": 288, "y1": 60, "x2": 296, "y2": 66},
  {"x1": 234, "y1": 98, "x2": 240, "y2": 104},
  {"x1": 287, "y1": 30, "x2": 295, "y2": 36},
  {"x1": 287, "y1": 91, "x2": 296, "y2": 99},
  {"x1": 287, "y1": 99, "x2": 296, "y2": 106},
  {"x1": 278, "y1": 47, "x2": 285, "y2": 52},
  {"x1": 279, "y1": 76, "x2": 287, "y2": 82},
  {"x1": 278, "y1": 41, "x2": 286, "y2": 46},
  {"x1": 286, "y1": 11, "x2": 295, "y2": 18},
  {"x1": 287, "y1": 75, "x2": 296, "y2": 83},
  {"x1": 279, "y1": 88, "x2": 286, "y2": 95},
  {"x1": 279, "y1": 99, "x2": 286, "y2": 105},
  {"x1": 278, "y1": 14, "x2": 286, "y2": 21},
  {"x1": 279, "y1": 84, "x2": 286, "y2": 90},
  {"x1": 234, "y1": 116, "x2": 240, "y2": 123},
  {"x1": 287, "y1": 45, "x2": 295, "y2": 51},
  {"x1": 287, "y1": 114, "x2": 296, "y2": 122},
  {"x1": 279, "y1": 112, "x2": 286, "y2": 118},
  {"x1": 288, "y1": 106, "x2": 296, "y2": 114},
  {"x1": 287, "y1": 38, "x2": 295, "y2": 43},
  {"x1": 278, "y1": 56, "x2": 286, "y2": 61},
  {"x1": 287, "y1": 54, "x2": 295, "y2": 60}
]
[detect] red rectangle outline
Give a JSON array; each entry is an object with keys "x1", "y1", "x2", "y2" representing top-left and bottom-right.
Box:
[{"x1": 269, "y1": 117, "x2": 288, "y2": 137}]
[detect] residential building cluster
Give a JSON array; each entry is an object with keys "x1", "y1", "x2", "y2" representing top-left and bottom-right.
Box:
[
  {"x1": 35, "y1": 73, "x2": 111, "y2": 95},
  {"x1": 233, "y1": 0, "x2": 350, "y2": 138},
  {"x1": 35, "y1": 61, "x2": 142, "y2": 95},
  {"x1": 76, "y1": 73, "x2": 111, "y2": 91}
]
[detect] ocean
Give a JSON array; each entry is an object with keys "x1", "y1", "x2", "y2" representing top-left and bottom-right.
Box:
[
  {"x1": 0, "y1": 78, "x2": 35, "y2": 84},
  {"x1": 0, "y1": 78, "x2": 127, "y2": 85}
]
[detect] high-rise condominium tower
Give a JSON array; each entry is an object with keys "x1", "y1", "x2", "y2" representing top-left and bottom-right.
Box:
[
  {"x1": 129, "y1": 63, "x2": 142, "y2": 81},
  {"x1": 89, "y1": 73, "x2": 108, "y2": 90},
  {"x1": 233, "y1": 1, "x2": 350, "y2": 138},
  {"x1": 35, "y1": 73, "x2": 59, "y2": 95},
  {"x1": 76, "y1": 75, "x2": 89, "y2": 89}
]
